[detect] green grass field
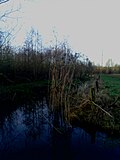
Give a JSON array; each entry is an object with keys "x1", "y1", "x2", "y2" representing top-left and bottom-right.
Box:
[{"x1": 101, "y1": 74, "x2": 120, "y2": 97}]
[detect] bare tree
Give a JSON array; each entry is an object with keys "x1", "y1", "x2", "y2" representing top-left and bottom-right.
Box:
[{"x1": 0, "y1": 0, "x2": 21, "y2": 48}]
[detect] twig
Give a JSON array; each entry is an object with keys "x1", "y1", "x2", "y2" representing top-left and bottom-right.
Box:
[
  {"x1": 80, "y1": 99, "x2": 90, "y2": 107},
  {"x1": 12, "y1": 92, "x2": 16, "y2": 101},
  {"x1": 42, "y1": 114, "x2": 62, "y2": 134},
  {"x1": 108, "y1": 96, "x2": 119, "y2": 107}
]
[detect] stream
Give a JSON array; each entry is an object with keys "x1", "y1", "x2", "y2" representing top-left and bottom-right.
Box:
[{"x1": 0, "y1": 95, "x2": 120, "y2": 160}]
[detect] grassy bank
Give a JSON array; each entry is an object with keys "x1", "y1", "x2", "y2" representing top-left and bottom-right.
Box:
[
  {"x1": 70, "y1": 74, "x2": 120, "y2": 136},
  {"x1": 101, "y1": 74, "x2": 120, "y2": 97}
]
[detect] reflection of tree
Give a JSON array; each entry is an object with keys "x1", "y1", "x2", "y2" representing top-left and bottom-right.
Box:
[
  {"x1": 23, "y1": 98, "x2": 49, "y2": 147},
  {"x1": 0, "y1": 110, "x2": 21, "y2": 153}
]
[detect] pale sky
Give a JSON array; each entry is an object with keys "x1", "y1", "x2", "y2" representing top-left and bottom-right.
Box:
[{"x1": 0, "y1": 0, "x2": 120, "y2": 65}]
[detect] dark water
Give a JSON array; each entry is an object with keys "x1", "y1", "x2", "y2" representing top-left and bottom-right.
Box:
[{"x1": 0, "y1": 96, "x2": 120, "y2": 160}]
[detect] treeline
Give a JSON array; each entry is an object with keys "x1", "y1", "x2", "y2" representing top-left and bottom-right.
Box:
[
  {"x1": 0, "y1": 29, "x2": 94, "y2": 85},
  {"x1": 95, "y1": 65, "x2": 120, "y2": 74}
]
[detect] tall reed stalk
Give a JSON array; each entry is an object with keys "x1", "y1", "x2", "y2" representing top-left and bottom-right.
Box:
[{"x1": 49, "y1": 47, "x2": 76, "y2": 123}]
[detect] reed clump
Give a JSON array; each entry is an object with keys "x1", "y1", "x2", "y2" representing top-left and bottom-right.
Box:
[{"x1": 48, "y1": 44, "x2": 93, "y2": 124}]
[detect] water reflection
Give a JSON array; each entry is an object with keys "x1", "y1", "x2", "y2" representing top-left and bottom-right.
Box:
[{"x1": 0, "y1": 96, "x2": 120, "y2": 160}]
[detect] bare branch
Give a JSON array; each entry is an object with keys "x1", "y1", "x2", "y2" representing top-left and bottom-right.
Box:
[
  {"x1": 0, "y1": 5, "x2": 20, "y2": 21},
  {"x1": 0, "y1": 0, "x2": 22, "y2": 48},
  {"x1": 0, "y1": 0, "x2": 9, "y2": 5}
]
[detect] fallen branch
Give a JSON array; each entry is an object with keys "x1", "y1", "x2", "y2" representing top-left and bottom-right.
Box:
[{"x1": 91, "y1": 101, "x2": 113, "y2": 118}]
